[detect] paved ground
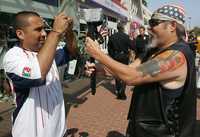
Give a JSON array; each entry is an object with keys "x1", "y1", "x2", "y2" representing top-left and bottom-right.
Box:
[
  {"x1": 65, "y1": 80, "x2": 200, "y2": 137},
  {"x1": 66, "y1": 80, "x2": 132, "y2": 137},
  {"x1": 0, "y1": 99, "x2": 14, "y2": 136},
  {"x1": 0, "y1": 77, "x2": 92, "y2": 137},
  {"x1": 0, "y1": 78, "x2": 200, "y2": 137}
]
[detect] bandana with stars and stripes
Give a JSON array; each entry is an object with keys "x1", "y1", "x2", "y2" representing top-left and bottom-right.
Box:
[{"x1": 151, "y1": 4, "x2": 185, "y2": 25}]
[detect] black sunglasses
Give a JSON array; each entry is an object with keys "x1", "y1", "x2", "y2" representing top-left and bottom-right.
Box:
[{"x1": 148, "y1": 19, "x2": 166, "y2": 28}]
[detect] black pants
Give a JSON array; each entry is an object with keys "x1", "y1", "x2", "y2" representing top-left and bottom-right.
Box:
[
  {"x1": 0, "y1": 69, "x2": 4, "y2": 94},
  {"x1": 114, "y1": 56, "x2": 129, "y2": 98},
  {"x1": 115, "y1": 78, "x2": 126, "y2": 96}
]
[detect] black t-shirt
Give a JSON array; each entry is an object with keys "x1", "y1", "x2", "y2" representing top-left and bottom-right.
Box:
[
  {"x1": 135, "y1": 34, "x2": 149, "y2": 54},
  {"x1": 107, "y1": 32, "x2": 132, "y2": 58}
]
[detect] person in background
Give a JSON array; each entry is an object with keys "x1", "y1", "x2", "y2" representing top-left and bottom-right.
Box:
[
  {"x1": 0, "y1": 25, "x2": 11, "y2": 101},
  {"x1": 3, "y1": 11, "x2": 77, "y2": 137},
  {"x1": 135, "y1": 26, "x2": 149, "y2": 59},
  {"x1": 188, "y1": 31, "x2": 197, "y2": 56},
  {"x1": 107, "y1": 22, "x2": 132, "y2": 100},
  {"x1": 85, "y1": 4, "x2": 196, "y2": 137}
]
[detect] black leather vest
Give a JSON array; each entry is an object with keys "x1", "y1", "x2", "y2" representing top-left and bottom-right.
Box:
[{"x1": 128, "y1": 42, "x2": 196, "y2": 137}]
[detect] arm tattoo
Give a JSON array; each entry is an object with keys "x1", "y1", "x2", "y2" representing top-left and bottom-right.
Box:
[{"x1": 136, "y1": 50, "x2": 185, "y2": 76}]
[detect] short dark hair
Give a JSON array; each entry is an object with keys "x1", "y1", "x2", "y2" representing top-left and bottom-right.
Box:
[
  {"x1": 139, "y1": 26, "x2": 145, "y2": 30},
  {"x1": 117, "y1": 22, "x2": 125, "y2": 32},
  {"x1": 13, "y1": 11, "x2": 40, "y2": 30}
]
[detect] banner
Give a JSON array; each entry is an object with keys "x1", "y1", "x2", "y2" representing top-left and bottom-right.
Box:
[{"x1": 90, "y1": 0, "x2": 128, "y2": 18}]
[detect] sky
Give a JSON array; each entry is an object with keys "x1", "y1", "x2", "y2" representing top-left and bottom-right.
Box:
[{"x1": 147, "y1": 0, "x2": 200, "y2": 29}]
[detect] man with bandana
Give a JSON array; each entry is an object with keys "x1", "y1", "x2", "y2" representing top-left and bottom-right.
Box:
[{"x1": 85, "y1": 4, "x2": 196, "y2": 137}]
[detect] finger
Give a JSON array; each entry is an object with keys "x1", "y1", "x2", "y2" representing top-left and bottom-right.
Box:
[
  {"x1": 86, "y1": 61, "x2": 90, "y2": 64},
  {"x1": 85, "y1": 40, "x2": 90, "y2": 47},
  {"x1": 67, "y1": 18, "x2": 73, "y2": 26},
  {"x1": 94, "y1": 40, "x2": 99, "y2": 45},
  {"x1": 85, "y1": 61, "x2": 93, "y2": 70},
  {"x1": 86, "y1": 61, "x2": 91, "y2": 67},
  {"x1": 85, "y1": 70, "x2": 92, "y2": 76},
  {"x1": 84, "y1": 64, "x2": 88, "y2": 70},
  {"x1": 84, "y1": 63, "x2": 89, "y2": 70},
  {"x1": 89, "y1": 68, "x2": 95, "y2": 71},
  {"x1": 86, "y1": 62, "x2": 95, "y2": 68},
  {"x1": 85, "y1": 37, "x2": 89, "y2": 44},
  {"x1": 67, "y1": 17, "x2": 73, "y2": 22},
  {"x1": 90, "y1": 63, "x2": 96, "y2": 67},
  {"x1": 85, "y1": 38, "x2": 94, "y2": 47},
  {"x1": 86, "y1": 37, "x2": 92, "y2": 43}
]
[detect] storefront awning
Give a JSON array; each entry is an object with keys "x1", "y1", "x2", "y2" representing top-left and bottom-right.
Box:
[{"x1": 90, "y1": 0, "x2": 128, "y2": 19}]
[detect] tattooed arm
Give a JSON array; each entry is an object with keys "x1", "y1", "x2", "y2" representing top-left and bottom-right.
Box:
[
  {"x1": 134, "y1": 50, "x2": 187, "y2": 87},
  {"x1": 137, "y1": 50, "x2": 185, "y2": 76},
  {"x1": 89, "y1": 49, "x2": 187, "y2": 86}
]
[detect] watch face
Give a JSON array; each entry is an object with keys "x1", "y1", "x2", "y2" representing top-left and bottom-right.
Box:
[{"x1": 144, "y1": 36, "x2": 146, "y2": 40}]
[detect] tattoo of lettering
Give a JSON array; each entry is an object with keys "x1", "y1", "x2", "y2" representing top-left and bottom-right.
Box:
[{"x1": 136, "y1": 50, "x2": 185, "y2": 76}]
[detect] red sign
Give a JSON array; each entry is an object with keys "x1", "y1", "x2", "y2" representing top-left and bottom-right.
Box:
[
  {"x1": 112, "y1": 0, "x2": 127, "y2": 10},
  {"x1": 130, "y1": 22, "x2": 139, "y2": 29}
]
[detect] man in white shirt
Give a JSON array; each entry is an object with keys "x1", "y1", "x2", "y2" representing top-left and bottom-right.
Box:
[{"x1": 3, "y1": 11, "x2": 76, "y2": 137}]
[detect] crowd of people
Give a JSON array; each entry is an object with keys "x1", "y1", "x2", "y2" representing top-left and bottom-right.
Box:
[{"x1": 0, "y1": 3, "x2": 199, "y2": 137}]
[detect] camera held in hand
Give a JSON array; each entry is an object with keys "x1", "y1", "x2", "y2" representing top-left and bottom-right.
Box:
[{"x1": 81, "y1": 8, "x2": 106, "y2": 95}]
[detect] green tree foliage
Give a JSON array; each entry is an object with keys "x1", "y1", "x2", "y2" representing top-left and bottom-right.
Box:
[{"x1": 192, "y1": 27, "x2": 200, "y2": 36}]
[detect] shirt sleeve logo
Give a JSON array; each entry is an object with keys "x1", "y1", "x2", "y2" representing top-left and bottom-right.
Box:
[{"x1": 22, "y1": 67, "x2": 31, "y2": 78}]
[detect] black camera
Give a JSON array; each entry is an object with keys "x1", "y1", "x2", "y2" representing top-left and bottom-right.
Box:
[{"x1": 81, "y1": 8, "x2": 105, "y2": 95}]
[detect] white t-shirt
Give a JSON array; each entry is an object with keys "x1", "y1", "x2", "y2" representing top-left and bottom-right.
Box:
[{"x1": 3, "y1": 46, "x2": 66, "y2": 137}]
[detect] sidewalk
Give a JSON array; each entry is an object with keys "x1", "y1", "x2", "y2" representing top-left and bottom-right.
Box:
[
  {"x1": 66, "y1": 79, "x2": 200, "y2": 137},
  {"x1": 0, "y1": 77, "x2": 131, "y2": 137},
  {"x1": 0, "y1": 77, "x2": 93, "y2": 137},
  {"x1": 66, "y1": 79, "x2": 132, "y2": 137},
  {"x1": 0, "y1": 77, "x2": 200, "y2": 137},
  {"x1": 0, "y1": 96, "x2": 15, "y2": 136}
]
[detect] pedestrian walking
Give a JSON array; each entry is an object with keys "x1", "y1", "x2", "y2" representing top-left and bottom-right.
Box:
[
  {"x1": 85, "y1": 4, "x2": 196, "y2": 137},
  {"x1": 107, "y1": 22, "x2": 132, "y2": 100},
  {"x1": 3, "y1": 11, "x2": 77, "y2": 137}
]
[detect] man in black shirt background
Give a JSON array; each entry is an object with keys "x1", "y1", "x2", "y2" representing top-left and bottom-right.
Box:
[{"x1": 107, "y1": 22, "x2": 132, "y2": 100}]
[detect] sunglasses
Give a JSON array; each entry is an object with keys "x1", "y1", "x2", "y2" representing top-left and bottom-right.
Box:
[{"x1": 148, "y1": 19, "x2": 166, "y2": 28}]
